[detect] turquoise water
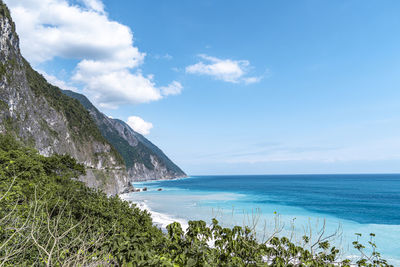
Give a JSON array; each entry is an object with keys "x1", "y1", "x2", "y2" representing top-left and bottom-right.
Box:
[{"x1": 123, "y1": 174, "x2": 400, "y2": 264}]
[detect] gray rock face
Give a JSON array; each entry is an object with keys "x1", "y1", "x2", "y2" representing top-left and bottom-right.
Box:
[
  {"x1": 62, "y1": 90, "x2": 187, "y2": 182},
  {"x1": 0, "y1": 1, "x2": 185, "y2": 194},
  {"x1": 0, "y1": 3, "x2": 128, "y2": 195}
]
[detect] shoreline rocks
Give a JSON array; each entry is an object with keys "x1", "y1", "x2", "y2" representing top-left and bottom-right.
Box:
[
  {"x1": 122, "y1": 183, "x2": 136, "y2": 194},
  {"x1": 122, "y1": 183, "x2": 152, "y2": 193}
]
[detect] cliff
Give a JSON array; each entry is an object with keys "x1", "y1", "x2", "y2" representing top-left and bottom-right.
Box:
[
  {"x1": 0, "y1": 1, "x2": 185, "y2": 194},
  {"x1": 62, "y1": 90, "x2": 186, "y2": 181}
]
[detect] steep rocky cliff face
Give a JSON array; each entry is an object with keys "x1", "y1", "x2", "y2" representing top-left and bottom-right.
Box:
[
  {"x1": 0, "y1": 1, "x2": 185, "y2": 194},
  {"x1": 0, "y1": 3, "x2": 129, "y2": 194},
  {"x1": 62, "y1": 90, "x2": 186, "y2": 181}
]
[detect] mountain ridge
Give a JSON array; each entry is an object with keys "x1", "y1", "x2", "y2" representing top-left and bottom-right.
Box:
[{"x1": 62, "y1": 89, "x2": 186, "y2": 181}]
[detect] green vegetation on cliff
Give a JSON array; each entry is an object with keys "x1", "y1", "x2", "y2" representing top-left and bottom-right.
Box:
[
  {"x1": 0, "y1": 1, "x2": 15, "y2": 32},
  {"x1": 24, "y1": 60, "x2": 103, "y2": 143},
  {"x1": 61, "y1": 89, "x2": 155, "y2": 170},
  {"x1": 0, "y1": 135, "x2": 392, "y2": 266},
  {"x1": 101, "y1": 128, "x2": 155, "y2": 170},
  {"x1": 23, "y1": 59, "x2": 124, "y2": 166},
  {"x1": 62, "y1": 89, "x2": 186, "y2": 175}
]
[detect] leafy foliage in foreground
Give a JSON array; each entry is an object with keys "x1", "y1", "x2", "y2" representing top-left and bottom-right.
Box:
[
  {"x1": 0, "y1": 135, "x2": 393, "y2": 266},
  {"x1": 0, "y1": 135, "x2": 163, "y2": 266}
]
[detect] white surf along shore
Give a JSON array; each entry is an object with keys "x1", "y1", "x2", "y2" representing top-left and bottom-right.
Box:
[
  {"x1": 119, "y1": 192, "x2": 189, "y2": 232},
  {"x1": 119, "y1": 177, "x2": 190, "y2": 231}
]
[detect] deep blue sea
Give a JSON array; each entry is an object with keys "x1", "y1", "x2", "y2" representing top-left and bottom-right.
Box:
[{"x1": 122, "y1": 174, "x2": 400, "y2": 265}]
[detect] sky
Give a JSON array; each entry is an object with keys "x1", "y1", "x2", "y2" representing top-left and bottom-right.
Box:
[{"x1": 5, "y1": 0, "x2": 400, "y2": 175}]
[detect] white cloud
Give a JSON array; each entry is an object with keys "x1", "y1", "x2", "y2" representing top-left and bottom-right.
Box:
[
  {"x1": 6, "y1": 0, "x2": 136, "y2": 64},
  {"x1": 160, "y1": 81, "x2": 183, "y2": 96},
  {"x1": 5, "y1": 0, "x2": 182, "y2": 108},
  {"x1": 126, "y1": 116, "x2": 153, "y2": 135},
  {"x1": 186, "y1": 54, "x2": 262, "y2": 84},
  {"x1": 73, "y1": 67, "x2": 162, "y2": 108}
]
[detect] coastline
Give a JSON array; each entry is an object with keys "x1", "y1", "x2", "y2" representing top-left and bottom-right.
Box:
[
  {"x1": 119, "y1": 192, "x2": 189, "y2": 231},
  {"x1": 119, "y1": 191, "x2": 400, "y2": 266},
  {"x1": 119, "y1": 175, "x2": 400, "y2": 266}
]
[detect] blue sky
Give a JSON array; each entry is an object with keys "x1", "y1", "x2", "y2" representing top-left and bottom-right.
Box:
[{"x1": 6, "y1": 0, "x2": 400, "y2": 174}]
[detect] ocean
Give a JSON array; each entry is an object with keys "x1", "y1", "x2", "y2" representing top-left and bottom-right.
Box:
[{"x1": 121, "y1": 174, "x2": 400, "y2": 265}]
